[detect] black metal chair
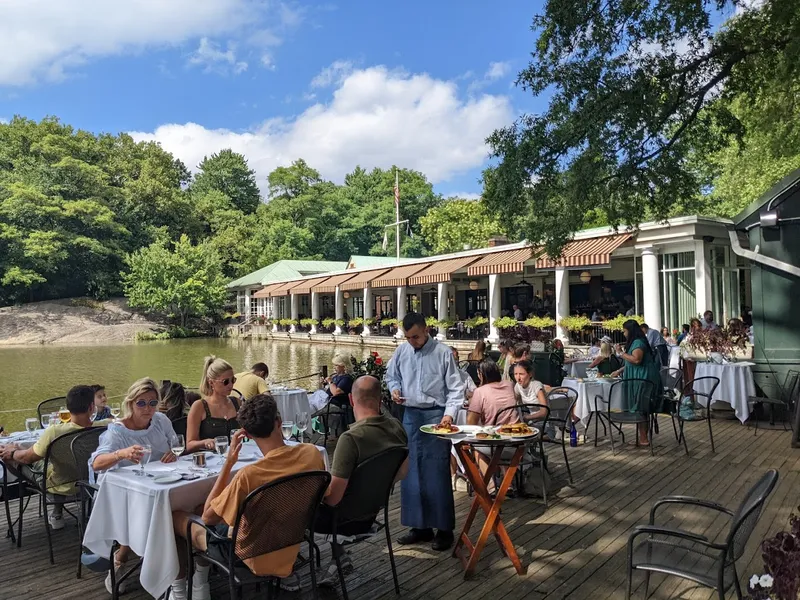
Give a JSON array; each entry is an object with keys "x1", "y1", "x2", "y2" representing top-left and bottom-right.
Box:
[
  {"x1": 659, "y1": 367, "x2": 687, "y2": 453},
  {"x1": 70, "y1": 427, "x2": 106, "y2": 579},
  {"x1": 748, "y1": 369, "x2": 799, "y2": 434},
  {"x1": 679, "y1": 376, "x2": 721, "y2": 453},
  {"x1": 595, "y1": 378, "x2": 657, "y2": 455},
  {"x1": 626, "y1": 469, "x2": 779, "y2": 600},
  {"x1": 313, "y1": 446, "x2": 408, "y2": 600},
  {"x1": 312, "y1": 399, "x2": 350, "y2": 447},
  {"x1": 542, "y1": 387, "x2": 578, "y2": 485},
  {"x1": 16, "y1": 428, "x2": 95, "y2": 562},
  {"x1": 37, "y1": 396, "x2": 67, "y2": 428},
  {"x1": 495, "y1": 403, "x2": 550, "y2": 506},
  {"x1": 171, "y1": 416, "x2": 187, "y2": 438},
  {"x1": 186, "y1": 470, "x2": 331, "y2": 600}
]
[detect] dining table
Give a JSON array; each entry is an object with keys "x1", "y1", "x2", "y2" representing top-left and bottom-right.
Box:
[
  {"x1": 693, "y1": 361, "x2": 757, "y2": 423},
  {"x1": 562, "y1": 376, "x2": 617, "y2": 425},
  {"x1": 82, "y1": 440, "x2": 329, "y2": 599},
  {"x1": 0, "y1": 429, "x2": 40, "y2": 543},
  {"x1": 270, "y1": 387, "x2": 312, "y2": 424},
  {"x1": 569, "y1": 360, "x2": 593, "y2": 379}
]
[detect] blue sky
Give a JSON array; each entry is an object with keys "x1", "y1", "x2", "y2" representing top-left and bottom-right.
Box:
[{"x1": 0, "y1": 1, "x2": 548, "y2": 198}]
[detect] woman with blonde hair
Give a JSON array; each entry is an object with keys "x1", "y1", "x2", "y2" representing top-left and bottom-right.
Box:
[
  {"x1": 90, "y1": 377, "x2": 178, "y2": 594},
  {"x1": 327, "y1": 352, "x2": 355, "y2": 426},
  {"x1": 588, "y1": 341, "x2": 622, "y2": 375},
  {"x1": 186, "y1": 356, "x2": 241, "y2": 452}
]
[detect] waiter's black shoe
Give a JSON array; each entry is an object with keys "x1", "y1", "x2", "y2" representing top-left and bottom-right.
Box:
[
  {"x1": 397, "y1": 528, "x2": 434, "y2": 545},
  {"x1": 431, "y1": 530, "x2": 454, "y2": 551}
]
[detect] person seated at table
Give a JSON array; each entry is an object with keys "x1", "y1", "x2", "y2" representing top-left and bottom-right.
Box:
[
  {"x1": 327, "y1": 353, "x2": 355, "y2": 427},
  {"x1": 0, "y1": 384, "x2": 108, "y2": 531},
  {"x1": 611, "y1": 320, "x2": 663, "y2": 447},
  {"x1": 89, "y1": 377, "x2": 178, "y2": 593},
  {"x1": 170, "y1": 394, "x2": 325, "y2": 599},
  {"x1": 451, "y1": 347, "x2": 476, "y2": 406},
  {"x1": 505, "y1": 343, "x2": 530, "y2": 379},
  {"x1": 588, "y1": 338, "x2": 601, "y2": 358},
  {"x1": 661, "y1": 327, "x2": 677, "y2": 346},
  {"x1": 234, "y1": 362, "x2": 270, "y2": 400},
  {"x1": 159, "y1": 380, "x2": 188, "y2": 421},
  {"x1": 186, "y1": 356, "x2": 240, "y2": 453},
  {"x1": 512, "y1": 360, "x2": 556, "y2": 437},
  {"x1": 676, "y1": 324, "x2": 690, "y2": 344},
  {"x1": 497, "y1": 341, "x2": 511, "y2": 380},
  {"x1": 185, "y1": 390, "x2": 201, "y2": 409},
  {"x1": 315, "y1": 376, "x2": 408, "y2": 585},
  {"x1": 588, "y1": 341, "x2": 622, "y2": 375},
  {"x1": 466, "y1": 341, "x2": 486, "y2": 385},
  {"x1": 468, "y1": 360, "x2": 519, "y2": 427},
  {"x1": 91, "y1": 384, "x2": 112, "y2": 421}
]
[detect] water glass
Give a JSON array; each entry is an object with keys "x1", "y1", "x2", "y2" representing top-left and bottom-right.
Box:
[
  {"x1": 214, "y1": 436, "x2": 229, "y2": 456},
  {"x1": 171, "y1": 434, "x2": 185, "y2": 458},
  {"x1": 110, "y1": 403, "x2": 121, "y2": 420},
  {"x1": 41, "y1": 414, "x2": 51, "y2": 428},
  {"x1": 296, "y1": 412, "x2": 309, "y2": 443},
  {"x1": 139, "y1": 445, "x2": 152, "y2": 476},
  {"x1": 281, "y1": 421, "x2": 294, "y2": 441},
  {"x1": 49, "y1": 413, "x2": 59, "y2": 427},
  {"x1": 25, "y1": 417, "x2": 38, "y2": 435}
]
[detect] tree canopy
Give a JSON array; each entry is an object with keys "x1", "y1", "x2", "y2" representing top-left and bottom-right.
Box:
[
  {"x1": 483, "y1": 0, "x2": 800, "y2": 255},
  {"x1": 420, "y1": 198, "x2": 506, "y2": 254}
]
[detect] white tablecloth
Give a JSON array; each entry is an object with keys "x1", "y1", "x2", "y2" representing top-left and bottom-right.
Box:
[
  {"x1": 669, "y1": 346, "x2": 681, "y2": 369},
  {"x1": 693, "y1": 362, "x2": 756, "y2": 423},
  {"x1": 570, "y1": 361, "x2": 593, "y2": 379},
  {"x1": 83, "y1": 441, "x2": 329, "y2": 599},
  {"x1": 562, "y1": 377, "x2": 617, "y2": 425},
  {"x1": 271, "y1": 388, "x2": 312, "y2": 424}
]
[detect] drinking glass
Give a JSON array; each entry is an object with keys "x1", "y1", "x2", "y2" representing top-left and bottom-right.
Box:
[
  {"x1": 25, "y1": 417, "x2": 38, "y2": 436},
  {"x1": 281, "y1": 421, "x2": 294, "y2": 441},
  {"x1": 58, "y1": 407, "x2": 70, "y2": 424},
  {"x1": 41, "y1": 414, "x2": 51, "y2": 428},
  {"x1": 296, "y1": 412, "x2": 309, "y2": 443},
  {"x1": 110, "y1": 403, "x2": 121, "y2": 420},
  {"x1": 171, "y1": 434, "x2": 185, "y2": 458},
  {"x1": 214, "y1": 436, "x2": 229, "y2": 456},
  {"x1": 49, "y1": 413, "x2": 59, "y2": 427},
  {"x1": 138, "y1": 445, "x2": 152, "y2": 476}
]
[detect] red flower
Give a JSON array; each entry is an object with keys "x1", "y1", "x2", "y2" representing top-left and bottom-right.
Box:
[
  {"x1": 375, "y1": 357, "x2": 383, "y2": 365},
  {"x1": 370, "y1": 351, "x2": 378, "y2": 357}
]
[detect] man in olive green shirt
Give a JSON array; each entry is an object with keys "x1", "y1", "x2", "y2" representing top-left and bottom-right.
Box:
[
  {"x1": 234, "y1": 362, "x2": 269, "y2": 400},
  {"x1": 0, "y1": 385, "x2": 109, "y2": 530}
]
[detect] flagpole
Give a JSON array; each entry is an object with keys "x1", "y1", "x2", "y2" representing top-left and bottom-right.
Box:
[{"x1": 395, "y1": 168, "x2": 400, "y2": 264}]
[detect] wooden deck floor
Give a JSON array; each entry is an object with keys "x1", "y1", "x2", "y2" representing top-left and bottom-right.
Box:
[{"x1": 1, "y1": 418, "x2": 798, "y2": 600}]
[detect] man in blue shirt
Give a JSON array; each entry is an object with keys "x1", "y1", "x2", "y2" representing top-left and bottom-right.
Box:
[{"x1": 385, "y1": 312, "x2": 464, "y2": 551}]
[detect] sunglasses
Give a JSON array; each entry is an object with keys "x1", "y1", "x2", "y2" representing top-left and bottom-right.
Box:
[
  {"x1": 216, "y1": 377, "x2": 236, "y2": 386},
  {"x1": 135, "y1": 399, "x2": 160, "y2": 408}
]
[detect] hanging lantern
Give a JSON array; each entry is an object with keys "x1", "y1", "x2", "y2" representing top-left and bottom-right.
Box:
[
  {"x1": 469, "y1": 280, "x2": 480, "y2": 291},
  {"x1": 579, "y1": 271, "x2": 591, "y2": 283},
  {"x1": 343, "y1": 291, "x2": 351, "y2": 299}
]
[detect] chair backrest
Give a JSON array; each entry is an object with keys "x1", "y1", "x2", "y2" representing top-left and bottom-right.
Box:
[
  {"x1": 231, "y1": 470, "x2": 331, "y2": 563},
  {"x1": 661, "y1": 368, "x2": 684, "y2": 392},
  {"x1": 545, "y1": 387, "x2": 578, "y2": 427},
  {"x1": 37, "y1": 396, "x2": 67, "y2": 428},
  {"x1": 781, "y1": 370, "x2": 799, "y2": 403},
  {"x1": 603, "y1": 378, "x2": 656, "y2": 414},
  {"x1": 682, "y1": 376, "x2": 721, "y2": 403},
  {"x1": 43, "y1": 428, "x2": 96, "y2": 492},
  {"x1": 69, "y1": 427, "x2": 106, "y2": 483},
  {"x1": 171, "y1": 416, "x2": 187, "y2": 438},
  {"x1": 336, "y1": 446, "x2": 409, "y2": 526},
  {"x1": 725, "y1": 470, "x2": 779, "y2": 562}
]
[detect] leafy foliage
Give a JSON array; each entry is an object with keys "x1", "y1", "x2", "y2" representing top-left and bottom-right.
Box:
[
  {"x1": 558, "y1": 316, "x2": 592, "y2": 332},
  {"x1": 419, "y1": 198, "x2": 505, "y2": 254},
  {"x1": 603, "y1": 314, "x2": 644, "y2": 331},
  {"x1": 523, "y1": 315, "x2": 556, "y2": 329},
  {"x1": 681, "y1": 326, "x2": 749, "y2": 355}
]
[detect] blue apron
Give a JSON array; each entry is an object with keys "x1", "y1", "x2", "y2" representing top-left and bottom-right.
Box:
[{"x1": 401, "y1": 406, "x2": 455, "y2": 531}]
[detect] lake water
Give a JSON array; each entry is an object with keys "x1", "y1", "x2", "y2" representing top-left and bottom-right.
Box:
[{"x1": 0, "y1": 338, "x2": 388, "y2": 432}]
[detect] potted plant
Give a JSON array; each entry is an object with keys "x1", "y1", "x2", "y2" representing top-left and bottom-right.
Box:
[
  {"x1": 681, "y1": 327, "x2": 750, "y2": 361},
  {"x1": 380, "y1": 318, "x2": 399, "y2": 335},
  {"x1": 745, "y1": 506, "x2": 799, "y2": 599},
  {"x1": 347, "y1": 317, "x2": 364, "y2": 334},
  {"x1": 523, "y1": 315, "x2": 556, "y2": 330},
  {"x1": 299, "y1": 317, "x2": 318, "y2": 332},
  {"x1": 320, "y1": 317, "x2": 337, "y2": 333},
  {"x1": 425, "y1": 315, "x2": 439, "y2": 336}
]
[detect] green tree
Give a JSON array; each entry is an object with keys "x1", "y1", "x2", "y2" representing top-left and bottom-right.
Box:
[
  {"x1": 123, "y1": 235, "x2": 227, "y2": 327},
  {"x1": 483, "y1": 0, "x2": 800, "y2": 255},
  {"x1": 420, "y1": 198, "x2": 507, "y2": 254},
  {"x1": 191, "y1": 149, "x2": 261, "y2": 214}
]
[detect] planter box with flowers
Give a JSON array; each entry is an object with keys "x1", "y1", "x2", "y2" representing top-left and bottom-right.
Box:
[
  {"x1": 680, "y1": 327, "x2": 752, "y2": 362},
  {"x1": 378, "y1": 318, "x2": 399, "y2": 336},
  {"x1": 298, "y1": 318, "x2": 317, "y2": 332},
  {"x1": 351, "y1": 351, "x2": 395, "y2": 412},
  {"x1": 495, "y1": 316, "x2": 554, "y2": 347},
  {"x1": 347, "y1": 317, "x2": 364, "y2": 335},
  {"x1": 746, "y1": 505, "x2": 799, "y2": 599}
]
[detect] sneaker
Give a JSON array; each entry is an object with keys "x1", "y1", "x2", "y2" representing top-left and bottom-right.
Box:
[
  {"x1": 191, "y1": 582, "x2": 211, "y2": 600},
  {"x1": 80, "y1": 552, "x2": 111, "y2": 573},
  {"x1": 48, "y1": 514, "x2": 65, "y2": 530},
  {"x1": 319, "y1": 555, "x2": 354, "y2": 587},
  {"x1": 105, "y1": 564, "x2": 129, "y2": 595},
  {"x1": 279, "y1": 572, "x2": 302, "y2": 592}
]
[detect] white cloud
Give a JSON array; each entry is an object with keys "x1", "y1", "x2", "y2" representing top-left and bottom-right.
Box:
[
  {"x1": 485, "y1": 61, "x2": 510, "y2": 81},
  {"x1": 131, "y1": 66, "x2": 513, "y2": 190},
  {"x1": 0, "y1": 117, "x2": 8, "y2": 124},
  {"x1": 188, "y1": 38, "x2": 247, "y2": 75},
  {"x1": 311, "y1": 60, "x2": 354, "y2": 88},
  {"x1": 444, "y1": 192, "x2": 482, "y2": 201}
]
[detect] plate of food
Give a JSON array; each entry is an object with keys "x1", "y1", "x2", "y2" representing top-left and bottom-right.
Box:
[
  {"x1": 494, "y1": 423, "x2": 538, "y2": 438},
  {"x1": 420, "y1": 423, "x2": 461, "y2": 435}
]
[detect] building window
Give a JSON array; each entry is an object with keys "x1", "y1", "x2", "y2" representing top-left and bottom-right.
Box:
[
  {"x1": 299, "y1": 295, "x2": 310, "y2": 319},
  {"x1": 352, "y1": 296, "x2": 364, "y2": 318},
  {"x1": 711, "y1": 246, "x2": 742, "y2": 325},
  {"x1": 661, "y1": 251, "x2": 696, "y2": 331}
]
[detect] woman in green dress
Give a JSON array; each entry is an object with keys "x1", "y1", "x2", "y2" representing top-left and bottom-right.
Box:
[{"x1": 611, "y1": 320, "x2": 663, "y2": 445}]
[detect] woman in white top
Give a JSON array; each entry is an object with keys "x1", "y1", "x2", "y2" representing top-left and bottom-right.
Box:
[
  {"x1": 90, "y1": 378, "x2": 178, "y2": 594},
  {"x1": 513, "y1": 360, "x2": 555, "y2": 438}
]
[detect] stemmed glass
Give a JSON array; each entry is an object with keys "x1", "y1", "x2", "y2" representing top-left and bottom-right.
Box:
[
  {"x1": 138, "y1": 444, "x2": 152, "y2": 476},
  {"x1": 214, "y1": 436, "x2": 229, "y2": 457},
  {"x1": 281, "y1": 421, "x2": 294, "y2": 441},
  {"x1": 110, "y1": 403, "x2": 121, "y2": 420},
  {"x1": 296, "y1": 412, "x2": 309, "y2": 443},
  {"x1": 25, "y1": 417, "x2": 38, "y2": 438},
  {"x1": 41, "y1": 414, "x2": 51, "y2": 429},
  {"x1": 49, "y1": 413, "x2": 59, "y2": 427},
  {"x1": 171, "y1": 435, "x2": 185, "y2": 459}
]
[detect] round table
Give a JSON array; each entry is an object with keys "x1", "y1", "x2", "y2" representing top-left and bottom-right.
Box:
[
  {"x1": 569, "y1": 361, "x2": 593, "y2": 379},
  {"x1": 271, "y1": 388, "x2": 312, "y2": 424},
  {"x1": 561, "y1": 377, "x2": 616, "y2": 425},
  {"x1": 693, "y1": 362, "x2": 756, "y2": 423}
]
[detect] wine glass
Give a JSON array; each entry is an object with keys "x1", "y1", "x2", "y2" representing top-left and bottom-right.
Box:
[
  {"x1": 25, "y1": 417, "x2": 38, "y2": 436},
  {"x1": 281, "y1": 421, "x2": 294, "y2": 441},
  {"x1": 296, "y1": 412, "x2": 309, "y2": 443},
  {"x1": 49, "y1": 413, "x2": 59, "y2": 427},
  {"x1": 138, "y1": 444, "x2": 152, "y2": 476},
  {"x1": 214, "y1": 436, "x2": 229, "y2": 456},
  {"x1": 171, "y1": 435, "x2": 185, "y2": 458},
  {"x1": 41, "y1": 414, "x2": 51, "y2": 428},
  {"x1": 110, "y1": 403, "x2": 121, "y2": 420},
  {"x1": 58, "y1": 407, "x2": 70, "y2": 424}
]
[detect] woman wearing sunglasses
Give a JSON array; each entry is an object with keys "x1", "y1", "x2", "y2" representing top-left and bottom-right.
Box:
[
  {"x1": 185, "y1": 355, "x2": 241, "y2": 453},
  {"x1": 90, "y1": 377, "x2": 179, "y2": 593}
]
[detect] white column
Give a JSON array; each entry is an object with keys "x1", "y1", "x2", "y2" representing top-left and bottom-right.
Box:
[
  {"x1": 289, "y1": 293, "x2": 299, "y2": 333},
  {"x1": 694, "y1": 239, "x2": 712, "y2": 317},
  {"x1": 555, "y1": 268, "x2": 570, "y2": 341},
  {"x1": 271, "y1": 297, "x2": 279, "y2": 332},
  {"x1": 333, "y1": 286, "x2": 344, "y2": 335},
  {"x1": 244, "y1": 289, "x2": 252, "y2": 318},
  {"x1": 395, "y1": 286, "x2": 407, "y2": 338},
  {"x1": 487, "y1": 274, "x2": 501, "y2": 343},
  {"x1": 362, "y1": 285, "x2": 373, "y2": 337},
  {"x1": 310, "y1": 291, "x2": 319, "y2": 334},
  {"x1": 641, "y1": 247, "x2": 662, "y2": 330},
  {"x1": 436, "y1": 282, "x2": 449, "y2": 341}
]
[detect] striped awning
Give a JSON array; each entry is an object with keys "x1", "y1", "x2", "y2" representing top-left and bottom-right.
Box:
[
  {"x1": 408, "y1": 256, "x2": 480, "y2": 286},
  {"x1": 371, "y1": 263, "x2": 431, "y2": 288},
  {"x1": 268, "y1": 279, "x2": 306, "y2": 297},
  {"x1": 311, "y1": 272, "x2": 356, "y2": 294},
  {"x1": 340, "y1": 268, "x2": 391, "y2": 291},
  {"x1": 535, "y1": 233, "x2": 632, "y2": 268},
  {"x1": 252, "y1": 283, "x2": 283, "y2": 299},
  {"x1": 291, "y1": 276, "x2": 331, "y2": 295},
  {"x1": 467, "y1": 248, "x2": 535, "y2": 276}
]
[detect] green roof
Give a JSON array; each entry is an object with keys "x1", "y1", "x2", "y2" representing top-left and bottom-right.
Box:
[
  {"x1": 346, "y1": 255, "x2": 416, "y2": 269},
  {"x1": 227, "y1": 260, "x2": 348, "y2": 289}
]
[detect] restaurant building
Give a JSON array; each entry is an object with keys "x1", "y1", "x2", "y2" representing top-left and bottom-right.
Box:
[{"x1": 228, "y1": 215, "x2": 750, "y2": 342}]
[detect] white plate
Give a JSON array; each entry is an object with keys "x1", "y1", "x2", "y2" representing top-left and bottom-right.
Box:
[
  {"x1": 153, "y1": 473, "x2": 182, "y2": 484},
  {"x1": 236, "y1": 453, "x2": 257, "y2": 462}
]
